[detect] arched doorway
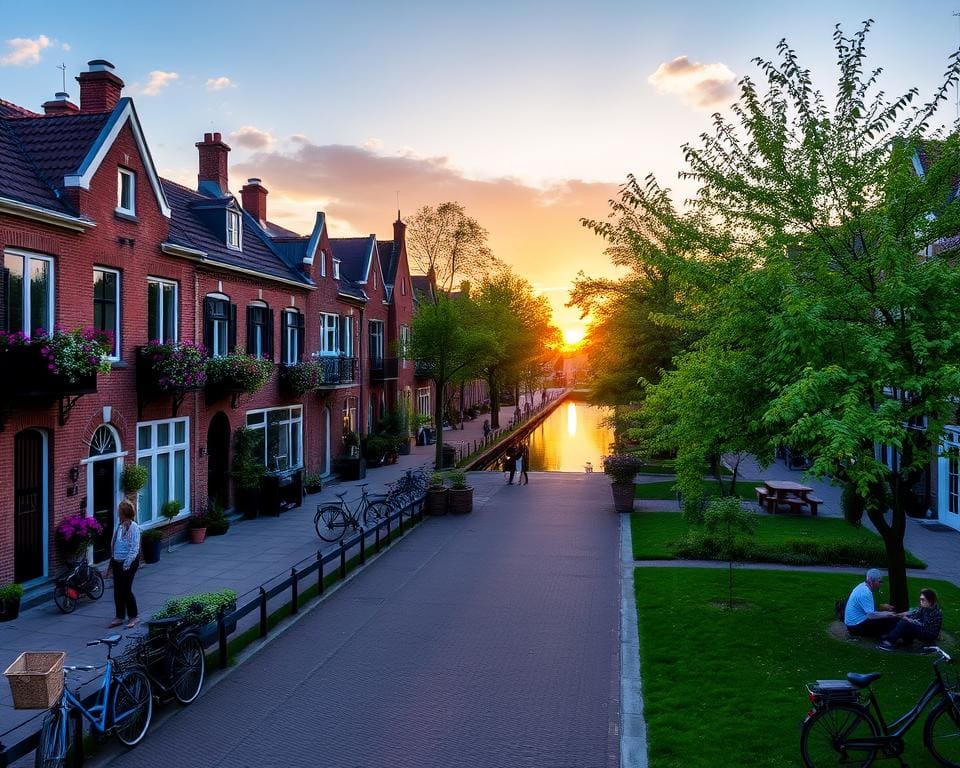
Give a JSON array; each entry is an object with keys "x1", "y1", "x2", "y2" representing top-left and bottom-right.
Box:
[
  {"x1": 14, "y1": 429, "x2": 48, "y2": 583},
  {"x1": 207, "y1": 412, "x2": 231, "y2": 509},
  {"x1": 87, "y1": 425, "x2": 122, "y2": 563}
]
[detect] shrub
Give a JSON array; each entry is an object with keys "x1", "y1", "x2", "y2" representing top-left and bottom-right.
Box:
[
  {"x1": 205, "y1": 353, "x2": 273, "y2": 393},
  {"x1": 160, "y1": 499, "x2": 183, "y2": 520},
  {"x1": 303, "y1": 471, "x2": 323, "y2": 492},
  {"x1": 205, "y1": 501, "x2": 230, "y2": 535},
  {"x1": 55, "y1": 515, "x2": 103, "y2": 557},
  {"x1": 0, "y1": 583, "x2": 25, "y2": 601},
  {"x1": 429, "y1": 472, "x2": 445, "y2": 489},
  {"x1": 448, "y1": 470, "x2": 470, "y2": 490},
  {"x1": 152, "y1": 588, "x2": 237, "y2": 625},
  {"x1": 121, "y1": 463, "x2": 149, "y2": 495},
  {"x1": 187, "y1": 513, "x2": 208, "y2": 530},
  {"x1": 602, "y1": 453, "x2": 644, "y2": 483},
  {"x1": 232, "y1": 427, "x2": 265, "y2": 490},
  {"x1": 141, "y1": 341, "x2": 207, "y2": 391},
  {"x1": 141, "y1": 529, "x2": 164, "y2": 543}
]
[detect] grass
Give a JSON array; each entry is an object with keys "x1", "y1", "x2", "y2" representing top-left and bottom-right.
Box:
[
  {"x1": 634, "y1": 479, "x2": 759, "y2": 500},
  {"x1": 636, "y1": 460, "x2": 733, "y2": 477},
  {"x1": 629, "y1": 511, "x2": 926, "y2": 568},
  {"x1": 634, "y1": 568, "x2": 960, "y2": 768}
]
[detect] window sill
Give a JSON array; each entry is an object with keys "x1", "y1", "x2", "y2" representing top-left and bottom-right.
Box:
[
  {"x1": 114, "y1": 209, "x2": 138, "y2": 223},
  {"x1": 109, "y1": 360, "x2": 128, "y2": 369}
]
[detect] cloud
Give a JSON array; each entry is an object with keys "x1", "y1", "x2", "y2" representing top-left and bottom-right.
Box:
[
  {"x1": 648, "y1": 55, "x2": 737, "y2": 109},
  {"x1": 230, "y1": 126, "x2": 276, "y2": 150},
  {"x1": 61, "y1": 43, "x2": 71, "y2": 52},
  {"x1": 140, "y1": 70, "x2": 179, "y2": 96},
  {"x1": 206, "y1": 76, "x2": 234, "y2": 91},
  {"x1": 363, "y1": 138, "x2": 383, "y2": 151},
  {"x1": 0, "y1": 35, "x2": 52, "y2": 66},
  {"x1": 230, "y1": 140, "x2": 622, "y2": 332}
]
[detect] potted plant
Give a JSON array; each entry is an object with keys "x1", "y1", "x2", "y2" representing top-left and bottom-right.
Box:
[
  {"x1": 160, "y1": 499, "x2": 183, "y2": 522},
  {"x1": 303, "y1": 471, "x2": 323, "y2": 495},
  {"x1": 232, "y1": 427, "x2": 265, "y2": 519},
  {"x1": 152, "y1": 588, "x2": 237, "y2": 630},
  {"x1": 205, "y1": 500, "x2": 230, "y2": 536},
  {"x1": 447, "y1": 470, "x2": 474, "y2": 514},
  {"x1": 55, "y1": 515, "x2": 104, "y2": 560},
  {"x1": 120, "y1": 463, "x2": 148, "y2": 501},
  {"x1": 187, "y1": 513, "x2": 208, "y2": 544},
  {"x1": 205, "y1": 353, "x2": 273, "y2": 395},
  {"x1": 343, "y1": 430, "x2": 360, "y2": 458},
  {"x1": 364, "y1": 434, "x2": 394, "y2": 467},
  {"x1": 141, "y1": 529, "x2": 163, "y2": 564},
  {"x1": 602, "y1": 453, "x2": 644, "y2": 513},
  {"x1": 0, "y1": 582, "x2": 24, "y2": 622},
  {"x1": 279, "y1": 360, "x2": 324, "y2": 397},
  {"x1": 424, "y1": 472, "x2": 448, "y2": 516}
]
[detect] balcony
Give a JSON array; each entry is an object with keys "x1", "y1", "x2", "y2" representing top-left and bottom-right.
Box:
[
  {"x1": 315, "y1": 355, "x2": 357, "y2": 386},
  {"x1": 0, "y1": 345, "x2": 97, "y2": 427},
  {"x1": 369, "y1": 356, "x2": 399, "y2": 381},
  {"x1": 414, "y1": 359, "x2": 433, "y2": 379}
]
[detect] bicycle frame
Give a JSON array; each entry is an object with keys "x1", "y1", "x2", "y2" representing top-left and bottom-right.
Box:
[{"x1": 54, "y1": 660, "x2": 139, "y2": 736}]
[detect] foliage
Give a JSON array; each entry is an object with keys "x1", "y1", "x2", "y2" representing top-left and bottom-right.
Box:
[
  {"x1": 160, "y1": 500, "x2": 182, "y2": 520},
  {"x1": 231, "y1": 427, "x2": 265, "y2": 490},
  {"x1": 303, "y1": 471, "x2": 323, "y2": 492},
  {"x1": 120, "y1": 464, "x2": 148, "y2": 494},
  {"x1": 702, "y1": 497, "x2": 758, "y2": 608},
  {"x1": 141, "y1": 341, "x2": 207, "y2": 391},
  {"x1": 448, "y1": 470, "x2": 469, "y2": 490},
  {"x1": 342, "y1": 430, "x2": 360, "y2": 448},
  {"x1": 364, "y1": 434, "x2": 397, "y2": 462},
  {"x1": 187, "y1": 513, "x2": 208, "y2": 530},
  {"x1": 0, "y1": 582, "x2": 25, "y2": 601},
  {"x1": 429, "y1": 472, "x2": 446, "y2": 489},
  {"x1": 279, "y1": 360, "x2": 324, "y2": 395},
  {"x1": 205, "y1": 501, "x2": 229, "y2": 535},
  {"x1": 0, "y1": 326, "x2": 113, "y2": 384},
  {"x1": 55, "y1": 515, "x2": 103, "y2": 557},
  {"x1": 152, "y1": 588, "x2": 237, "y2": 626},
  {"x1": 206, "y1": 353, "x2": 273, "y2": 393},
  {"x1": 141, "y1": 529, "x2": 164, "y2": 543},
  {"x1": 841, "y1": 483, "x2": 867, "y2": 528},
  {"x1": 602, "y1": 453, "x2": 644, "y2": 484}
]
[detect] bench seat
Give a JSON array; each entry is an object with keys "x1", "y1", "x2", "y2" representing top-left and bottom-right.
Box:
[{"x1": 806, "y1": 495, "x2": 825, "y2": 516}]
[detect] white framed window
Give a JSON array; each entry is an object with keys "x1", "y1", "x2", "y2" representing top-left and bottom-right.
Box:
[
  {"x1": 204, "y1": 295, "x2": 231, "y2": 358},
  {"x1": 227, "y1": 209, "x2": 241, "y2": 250},
  {"x1": 320, "y1": 249, "x2": 326, "y2": 278},
  {"x1": 281, "y1": 309, "x2": 303, "y2": 365},
  {"x1": 951, "y1": 456, "x2": 959, "y2": 516},
  {"x1": 136, "y1": 417, "x2": 189, "y2": 525},
  {"x1": 399, "y1": 325, "x2": 411, "y2": 368},
  {"x1": 147, "y1": 277, "x2": 178, "y2": 343},
  {"x1": 117, "y1": 167, "x2": 135, "y2": 215},
  {"x1": 93, "y1": 267, "x2": 121, "y2": 359},
  {"x1": 369, "y1": 320, "x2": 385, "y2": 363},
  {"x1": 333, "y1": 258, "x2": 341, "y2": 280},
  {"x1": 246, "y1": 406, "x2": 303, "y2": 472},
  {"x1": 320, "y1": 313, "x2": 340, "y2": 355},
  {"x1": 417, "y1": 386, "x2": 431, "y2": 418},
  {"x1": 6, "y1": 249, "x2": 54, "y2": 337},
  {"x1": 342, "y1": 316, "x2": 354, "y2": 357}
]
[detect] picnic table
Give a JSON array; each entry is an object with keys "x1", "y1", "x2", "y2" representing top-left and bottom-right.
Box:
[{"x1": 755, "y1": 480, "x2": 824, "y2": 515}]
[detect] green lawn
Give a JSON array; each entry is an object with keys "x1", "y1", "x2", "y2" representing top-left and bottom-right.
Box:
[
  {"x1": 635, "y1": 568, "x2": 960, "y2": 767},
  {"x1": 630, "y1": 511, "x2": 926, "y2": 568},
  {"x1": 634, "y1": 479, "x2": 759, "y2": 500},
  {"x1": 636, "y1": 460, "x2": 732, "y2": 477}
]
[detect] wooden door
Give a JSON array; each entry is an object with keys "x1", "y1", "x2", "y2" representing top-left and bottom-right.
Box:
[
  {"x1": 207, "y1": 412, "x2": 231, "y2": 508},
  {"x1": 92, "y1": 460, "x2": 115, "y2": 563},
  {"x1": 14, "y1": 430, "x2": 45, "y2": 582}
]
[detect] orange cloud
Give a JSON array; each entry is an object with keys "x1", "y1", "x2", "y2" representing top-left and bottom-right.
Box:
[
  {"x1": 232, "y1": 141, "x2": 622, "y2": 332},
  {"x1": 648, "y1": 55, "x2": 737, "y2": 109}
]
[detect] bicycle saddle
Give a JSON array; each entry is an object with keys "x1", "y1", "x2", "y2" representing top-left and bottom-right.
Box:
[
  {"x1": 100, "y1": 634, "x2": 122, "y2": 646},
  {"x1": 847, "y1": 672, "x2": 882, "y2": 688}
]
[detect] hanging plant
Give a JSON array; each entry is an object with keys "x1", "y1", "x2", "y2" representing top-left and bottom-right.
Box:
[
  {"x1": 206, "y1": 353, "x2": 274, "y2": 394},
  {"x1": 140, "y1": 341, "x2": 207, "y2": 392}
]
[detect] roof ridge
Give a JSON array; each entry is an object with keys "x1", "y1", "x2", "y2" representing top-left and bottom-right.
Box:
[
  {"x1": 0, "y1": 116, "x2": 76, "y2": 214},
  {"x1": 0, "y1": 97, "x2": 39, "y2": 117}
]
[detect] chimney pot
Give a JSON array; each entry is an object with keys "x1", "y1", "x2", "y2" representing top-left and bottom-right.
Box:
[
  {"x1": 87, "y1": 59, "x2": 115, "y2": 72},
  {"x1": 42, "y1": 92, "x2": 80, "y2": 115},
  {"x1": 76, "y1": 59, "x2": 124, "y2": 113},
  {"x1": 213, "y1": 132, "x2": 221, "y2": 142},
  {"x1": 241, "y1": 178, "x2": 269, "y2": 224},
  {"x1": 248, "y1": 178, "x2": 262, "y2": 185},
  {"x1": 204, "y1": 132, "x2": 213, "y2": 143}
]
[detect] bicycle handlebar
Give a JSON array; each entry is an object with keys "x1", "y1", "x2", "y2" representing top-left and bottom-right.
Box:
[
  {"x1": 64, "y1": 665, "x2": 96, "y2": 672},
  {"x1": 923, "y1": 646, "x2": 952, "y2": 663}
]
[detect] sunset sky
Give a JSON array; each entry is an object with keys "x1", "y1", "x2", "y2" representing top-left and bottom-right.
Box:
[{"x1": 3, "y1": 0, "x2": 960, "y2": 340}]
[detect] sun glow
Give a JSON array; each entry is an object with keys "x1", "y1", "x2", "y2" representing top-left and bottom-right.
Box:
[{"x1": 562, "y1": 326, "x2": 585, "y2": 347}]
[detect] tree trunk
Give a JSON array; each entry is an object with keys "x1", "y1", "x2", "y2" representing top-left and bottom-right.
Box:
[
  {"x1": 489, "y1": 374, "x2": 501, "y2": 429},
  {"x1": 433, "y1": 379, "x2": 446, "y2": 470},
  {"x1": 865, "y1": 474, "x2": 908, "y2": 612}
]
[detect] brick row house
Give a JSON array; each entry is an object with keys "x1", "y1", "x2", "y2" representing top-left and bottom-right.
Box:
[{"x1": 0, "y1": 60, "x2": 427, "y2": 586}]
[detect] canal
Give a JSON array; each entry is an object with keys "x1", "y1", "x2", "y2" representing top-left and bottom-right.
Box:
[{"x1": 523, "y1": 397, "x2": 614, "y2": 472}]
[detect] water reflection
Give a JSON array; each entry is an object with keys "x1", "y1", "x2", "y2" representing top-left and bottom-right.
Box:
[{"x1": 523, "y1": 399, "x2": 614, "y2": 472}]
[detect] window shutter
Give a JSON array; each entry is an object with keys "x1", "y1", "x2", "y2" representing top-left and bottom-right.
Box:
[
  {"x1": 245, "y1": 306, "x2": 256, "y2": 355},
  {"x1": 280, "y1": 311, "x2": 288, "y2": 364},
  {"x1": 266, "y1": 308, "x2": 275, "y2": 361},
  {"x1": 295, "y1": 312, "x2": 305, "y2": 363},
  {"x1": 228, "y1": 303, "x2": 237, "y2": 353},
  {"x1": 0, "y1": 267, "x2": 8, "y2": 333},
  {"x1": 203, "y1": 297, "x2": 214, "y2": 356}
]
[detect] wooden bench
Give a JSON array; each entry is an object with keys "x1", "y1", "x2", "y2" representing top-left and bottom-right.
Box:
[
  {"x1": 755, "y1": 486, "x2": 769, "y2": 510},
  {"x1": 783, "y1": 494, "x2": 808, "y2": 514},
  {"x1": 806, "y1": 495, "x2": 824, "y2": 516}
]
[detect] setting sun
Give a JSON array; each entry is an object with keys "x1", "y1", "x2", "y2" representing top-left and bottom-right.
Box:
[{"x1": 562, "y1": 326, "x2": 585, "y2": 347}]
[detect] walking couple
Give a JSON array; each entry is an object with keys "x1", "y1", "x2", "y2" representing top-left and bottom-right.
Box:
[{"x1": 505, "y1": 443, "x2": 529, "y2": 485}]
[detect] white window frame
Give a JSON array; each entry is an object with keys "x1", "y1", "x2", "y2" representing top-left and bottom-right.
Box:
[
  {"x1": 147, "y1": 277, "x2": 178, "y2": 343},
  {"x1": 206, "y1": 294, "x2": 230, "y2": 358},
  {"x1": 343, "y1": 317, "x2": 354, "y2": 357},
  {"x1": 320, "y1": 313, "x2": 339, "y2": 355},
  {"x1": 93, "y1": 266, "x2": 121, "y2": 359},
  {"x1": 226, "y1": 209, "x2": 242, "y2": 250},
  {"x1": 246, "y1": 406, "x2": 303, "y2": 472},
  {"x1": 400, "y1": 325, "x2": 411, "y2": 369},
  {"x1": 117, "y1": 167, "x2": 136, "y2": 215},
  {"x1": 369, "y1": 320, "x2": 385, "y2": 362},
  {"x1": 5, "y1": 249, "x2": 54, "y2": 338},
  {"x1": 282, "y1": 309, "x2": 301, "y2": 365},
  {"x1": 333, "y1": 258, "x2": 341, "y2": 280},
  {"x1": 417, "y1": 386, "x2": 431, "y2": 418},
  {"x1": 320, "y1": 250, "x2": 326, "y2": 278},
  {"x1": 135, "y1": 417, "x2": 190, "y2": 525}
]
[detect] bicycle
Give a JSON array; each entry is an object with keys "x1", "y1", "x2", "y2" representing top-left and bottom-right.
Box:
[
  {"x1": 314, "y1": 484, "x2": 392, "y2": 542},
  {"x1": 130, "y1": 612, "x2": 206, "y2": 705},
  {"x1": 34, "y1": 634, "x2": 153, "y2": 767},
  {"x1": 800, "y1": 645, "x2": 960, "y2": 767},
  {"x1": 53, "y1": 559, "x2": 105, "y2": 614}
]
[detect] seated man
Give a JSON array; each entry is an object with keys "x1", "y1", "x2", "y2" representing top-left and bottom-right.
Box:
[
  {"x1": 844, "y1": 568, "x2": 899, "y2": 638},
  {"x1": 878, "y1": 588, "x2": 943, "y2": 650}
]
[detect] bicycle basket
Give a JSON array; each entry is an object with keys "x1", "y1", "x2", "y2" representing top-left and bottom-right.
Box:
[
  {"x1": 808, "y1": 679, "x2": 861, "y2": 704},
  {"x1": 4, "y1": 651, "x2": 65, "y2": 709},
  {"x1": 113, "y1": 638, "x2": 150, "y2": 674}
]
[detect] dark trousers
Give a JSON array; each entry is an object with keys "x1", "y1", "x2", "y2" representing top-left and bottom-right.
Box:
[
  {"x1": 847, "y1": 616, "x2": 899, "y2": 639},
  {"x1": 885, "y1": 619, "x2": 934, "y2": 646},
  {"x1": 111, "y1": 558, "x2": 139, "y2": 620}
]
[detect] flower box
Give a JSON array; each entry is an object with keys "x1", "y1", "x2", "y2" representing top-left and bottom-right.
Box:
[
  {"x1": 0, "y1": 327, "x2": 110, "y2": 399},
  {"x1": 279, "y1": 361, "x2": 325, "y2": 397},
  {"x1": 205, "y1": 354, "x2": 273, "y2": 402}
]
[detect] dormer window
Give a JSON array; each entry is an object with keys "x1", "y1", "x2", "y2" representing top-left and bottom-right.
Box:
[
  {"x1": 226, "y1": 209, "x2": 241, "y2": 250},
  {"x1": 117, "y1": 168, "x2": 135, "y2": 215},
  {"x1": 333, "y1": 258, "x2": 341, "y2": 280}
]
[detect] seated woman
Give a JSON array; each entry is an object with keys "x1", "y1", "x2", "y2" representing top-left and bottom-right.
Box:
[{"x1": 878, "y1": 588, "x2": 943, "y2": 650}]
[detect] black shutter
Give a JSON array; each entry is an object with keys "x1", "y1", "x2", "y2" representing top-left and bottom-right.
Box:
[
  {"x1": 0, "y1": 267, "x2": 8, "y2": 333},
  {"x1": 280, "y1": 310, "x2": 288, "y2": 364},
  {"x1": 245, "y1": 306, "x2": 255, "y2": 356},
  {"x1": 228, "y1": 303, "x2": 237, "y2": 353},
  {"x1": 202, "y1": 297, "x2": 214, "y2": 356},
  {"x1": 266, "y1": 308, "x2": 275, "y2": 361},
  {"x1": 295, "y1": 312, "x2": 305, "y2": 363}
]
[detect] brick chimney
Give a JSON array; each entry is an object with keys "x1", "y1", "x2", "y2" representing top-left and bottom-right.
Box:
[
  {"x1": 76, "y1": 60, "x2": 124, "y2": 113},
  {"x1": 240, "y1": 178, "x2": 268, "y2": 224},
  {"x1": 42, "y1": 92, "x2": 80, "y2": 116},
  {"x1": 393, "y1": 210, "x2": 406, "y2": 248},
  {"x1": 196, "y1": 132, "x2": 231, "y2": 194}
]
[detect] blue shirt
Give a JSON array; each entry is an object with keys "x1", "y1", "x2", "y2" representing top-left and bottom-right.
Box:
[
  {"x1": 844, "y1": 582, "x2": 876, "y2": 626},
  {"x1": 112, "y1": 521, "x2": 141, "y2": 570}
]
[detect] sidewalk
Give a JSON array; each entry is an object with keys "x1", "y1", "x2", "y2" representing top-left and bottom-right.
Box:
[{"x1": 0, "y1": 389, "x2": 561, "y2": 750}]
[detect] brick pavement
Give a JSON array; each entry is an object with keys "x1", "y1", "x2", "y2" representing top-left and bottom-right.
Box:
[{"x1": 100, "y1": 471, "x2": 621, "y2": 768}]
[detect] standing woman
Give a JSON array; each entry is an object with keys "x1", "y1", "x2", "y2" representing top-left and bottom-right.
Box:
[{"x1": 108, "y1": 499, "x2": 141, "y2": 629}]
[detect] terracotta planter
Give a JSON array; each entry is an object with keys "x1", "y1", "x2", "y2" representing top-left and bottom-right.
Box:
[
  {"x1": 189, "y1": 527, "x2": 207, "y2": 544},
  {"x1": 448, "y1": 487, "x2": 474, "y2": 514},
  {"x1": 424, "y1": 487, "x2": 449, "y2": 516},
  {"x1": 611, "y1": 482, "x2": 635, "y2": 513}
]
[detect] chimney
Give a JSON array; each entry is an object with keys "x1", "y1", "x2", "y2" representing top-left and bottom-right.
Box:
[
  {"x1": 76, "y1": 60, "x2": 124, "y2": 113},
  {"x1": 42, "y1": 92, "x2": 80, "y2": 116},
  {"x1": 240, "y1": 178, "x2": 268, "y2": 224},
  {"x1": 196, "y1": 132, "x2": 231, "y2": 195},
  {"x1": 393, "y1": 211, "x2": 406, "y2": 248}
]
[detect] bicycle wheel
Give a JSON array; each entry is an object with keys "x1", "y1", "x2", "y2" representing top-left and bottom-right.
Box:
[
  {"x1": 364, "y1": 501, "x2": 391, "y2": 527},
  {"x1": 87, "y1": 570, "x2": 105, "y2": 600},
  {"x1": 112, "y1": 668, "x2": 153, "y2": 746},
  {"x1": 53, "y1": 584, "x2": 76, "y2": 614},
  {"x1": 168, "y1": 634, "x2": 205, "y2": 705},
  {"x1": 925, "y1": 700, "x2": 960, "y2": 767},
  {"x1": 800, "y1": 703, "x2": 879, "y2": 767},
  {"x1": 34, "y1": 708, "x2": 69, "y2": 768},
  {"x1": 315, "y1": 505, "x2": 347, "y2": 542}
]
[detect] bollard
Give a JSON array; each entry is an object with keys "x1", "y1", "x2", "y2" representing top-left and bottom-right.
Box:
[
  {"x1": 259, "y1": 587, "x2": 267, "y2": 638},
  {"x1": 317, "y1": 551, "x2": 324, "y2": 595},
  {"x1": 218, "y1": 611, "x2": 228, "y2": 669},
  {"x1": 398, "y1": 507, "x2": 404, "y2": 536},
  {"x1": 339, "y1": 541, "x2": 346, "y2": 579},
  {"x1": 291, "y1": 567, "x2": 299, "y2": 615}
]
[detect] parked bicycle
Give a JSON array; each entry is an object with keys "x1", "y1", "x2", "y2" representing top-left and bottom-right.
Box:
[
  {"x1": 383, "y1": 466, "x2": 430, "y2": 510},
  {"x1": 53, "y1": 559, "x2": 105, "y2": 614},
  {"x1": 34, "y1": 634, "x2": 152, "y2": 767},
  {"x1": 129, "y1": 613, "x2": 206, "y2": 705},
  {"x1": 314, "y1": 484, "x2": 392, "y2": 542},
  {"x1": 800, "y1": 645, "x2": 960, "y2": 767}
]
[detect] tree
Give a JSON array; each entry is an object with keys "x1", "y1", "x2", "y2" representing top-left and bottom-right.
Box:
[{"x1": 405, "y1": 202, "x2": 504, "y2": 293}]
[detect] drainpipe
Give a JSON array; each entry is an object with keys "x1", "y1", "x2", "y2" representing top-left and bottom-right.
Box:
[{"x1": 358, "y1": 307, "x2": 365, "y2": 435}]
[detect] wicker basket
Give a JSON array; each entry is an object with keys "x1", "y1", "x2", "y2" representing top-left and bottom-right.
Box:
[{"x1": 4, "y1": 651, "x2": 65, "y2": 709}]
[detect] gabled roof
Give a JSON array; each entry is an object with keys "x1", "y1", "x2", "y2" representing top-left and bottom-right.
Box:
[
  {"x1": 329, "y1": 236, "x2": 374, "y2": 283},
  {"x1": 377, "y1": 239, "x2": 399, "y2": 285},
  {"x1": 411, "y1": 275, "x2": 436, "y2": 305}
]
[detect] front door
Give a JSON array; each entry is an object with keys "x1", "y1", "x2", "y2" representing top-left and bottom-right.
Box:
[
  {"x1": 91, "y1": 460, "x2": 115, "y2": 563},
  {"x1": 207, "y1": 412, "x2": 231, "y2": 508},
  {"x1": 14, "y1": 430, "x2": 45, "y2": 582}
]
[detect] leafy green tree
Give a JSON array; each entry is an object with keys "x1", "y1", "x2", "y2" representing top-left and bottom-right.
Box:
[{"x1": 702, "y1": 497, "x2": 757, "y2": 610}]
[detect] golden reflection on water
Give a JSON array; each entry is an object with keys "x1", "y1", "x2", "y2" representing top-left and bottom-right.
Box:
[{"x1": 525, "y1": 400, "x2": 614, "y2": 472}]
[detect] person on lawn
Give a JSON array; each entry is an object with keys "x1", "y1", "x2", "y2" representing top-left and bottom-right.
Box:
[
  {"x1": 878, "y1": 588, "x2": 943, "y2": 651},
  {"x1": 844, "y1": 568, "x2": 898, "y2": 639}
]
